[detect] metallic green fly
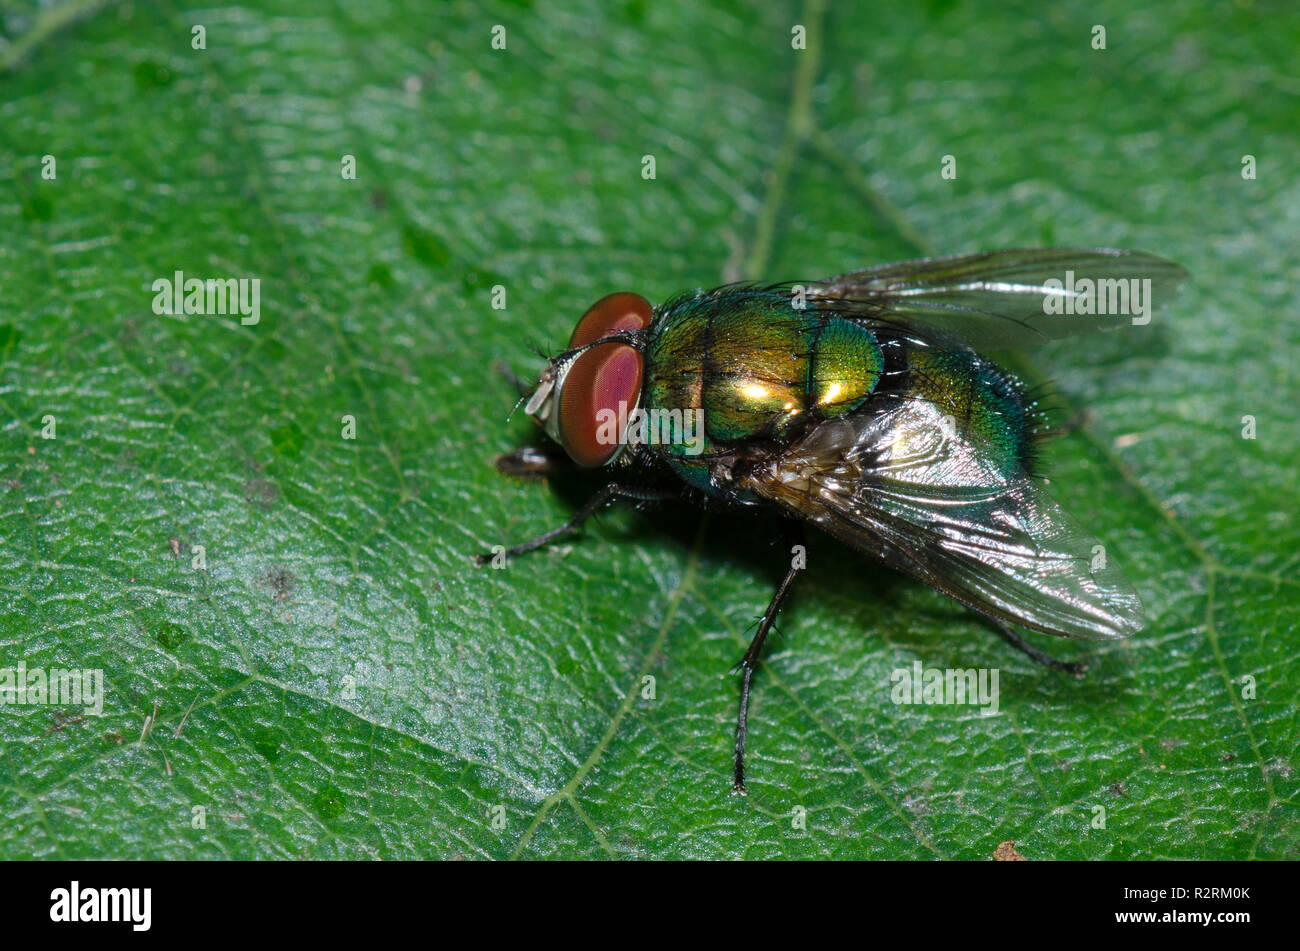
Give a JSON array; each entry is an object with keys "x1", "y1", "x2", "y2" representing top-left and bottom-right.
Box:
[{"x1": 477, "y1": 248, "x2": 1187, "y2": 793}]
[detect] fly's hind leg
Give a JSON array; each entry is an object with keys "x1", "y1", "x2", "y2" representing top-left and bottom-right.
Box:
[
  {"x1": 994, "y1": 621, "x2": 1087, "y2": 676},
  {"x1": 474, "y1": 481, "x2": 681, "y2": 565},
  {"x1": 732, "y1": 522, "x2": 806, "y2": 795}
]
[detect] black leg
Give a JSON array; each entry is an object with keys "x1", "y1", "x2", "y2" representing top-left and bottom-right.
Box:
[
  {"x1": 995, "y1": 622, "x2": 1086, "y2": 676},
  {"x1": 493, "y1": 360, "x2": 533, "y2": 396},
  {"x1": 475, "y1": 481, "x2": 679, "y2": 565},
  {"x1": 494, "y1": 445, "x2": 575, "y2": 479},
  {"x1": 733, "y1": 523, "x2": 806, "y2": 795}
]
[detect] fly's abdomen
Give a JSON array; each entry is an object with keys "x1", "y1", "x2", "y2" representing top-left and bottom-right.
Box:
[
  {"x1": 645, "y1": 290, "x2": 884, "y2": 460},
  {"x1": 902, "y1": 344, "x2": 1039, "y2": 477}
]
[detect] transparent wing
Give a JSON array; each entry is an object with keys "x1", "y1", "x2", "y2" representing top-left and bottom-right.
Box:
[
  {"x1": 810, "y1": 248, "x2": 1187, "y2": 349},
  {"x1": 742, "y1": 399, "x2": 1145, "y2": 639}
]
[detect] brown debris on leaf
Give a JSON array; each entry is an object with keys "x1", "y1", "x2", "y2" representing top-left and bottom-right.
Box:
[{"x1": 994, "y1": 840, "x2": 1026, "y2": 861}]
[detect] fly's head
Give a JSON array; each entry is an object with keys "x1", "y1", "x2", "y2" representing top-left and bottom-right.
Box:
[{"x1": 524, "y1": 292, "x2": 653, "y2": 468}]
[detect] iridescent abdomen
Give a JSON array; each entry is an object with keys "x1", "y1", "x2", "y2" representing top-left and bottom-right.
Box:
[{"x1": 902, "y1": 344, "x2": 1038, "y2": 478}]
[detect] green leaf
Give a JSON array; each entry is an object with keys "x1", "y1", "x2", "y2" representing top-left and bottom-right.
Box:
[{"x1": 1, "y1": 0, "x2": 1296, "y2": 859}]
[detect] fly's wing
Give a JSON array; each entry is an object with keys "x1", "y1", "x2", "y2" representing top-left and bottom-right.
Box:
[
  {"x1": 810, "y1": 248, "x2": 1187, "y2": 349},
  {"x1": 741, "y1": 400, "x2": 1144, "y2": 639}
]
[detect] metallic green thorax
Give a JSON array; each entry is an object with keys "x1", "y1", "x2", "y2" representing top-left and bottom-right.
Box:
[
  {"x1": 644, "y1": 289, "x2": 881, "y2": 490},
  {"x1": 646, "y1": 289, "x2": 880, "y2": 436},
  {"x1": 642, "y1": 287, "x2": 1036, "y2": 495}
]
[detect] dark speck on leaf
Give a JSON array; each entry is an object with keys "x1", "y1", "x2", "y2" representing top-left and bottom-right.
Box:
[
  {"x1": 48, "y1": 710, "x2": 85, "y2": 734},
  {"x1": 243, "y1": 478, "x2": 279, "y2": 509},
  {"x1": 265, "y1": 566, "x2": 295, "y2": 601}
]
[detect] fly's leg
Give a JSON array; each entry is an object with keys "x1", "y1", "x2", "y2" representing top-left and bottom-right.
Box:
[
  {"x1": 994, "y1": 622, "x2": 1087, "y2": 676},
  {"x1": 493, "y1": 360, "x2": 532, "y2": 396},
  {"x1": 474, "y1": 482, "x2": 680, "y2": 565},
  {"x1": 733, "y1": 522, "x2": 806, "y2": 795},
  {"x1": 494, "y1": 445, "x2": 575, "y2": 479}
]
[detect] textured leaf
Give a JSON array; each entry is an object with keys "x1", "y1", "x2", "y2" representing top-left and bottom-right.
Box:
[{"x1": 0, "y1": 0, "x2": 1296, "y2": 859}]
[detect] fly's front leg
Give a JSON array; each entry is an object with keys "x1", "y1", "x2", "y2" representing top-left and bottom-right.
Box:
[
  {"x1": 493, "y1": 360, "x2": 533, "y2": 397},
  {"x1": 732, "y1": 522, "x2": 806, "y2": 795},
  {"x1": 494, "y1": 444, "x2": 574, "y2": 479},
  {"x1": 474, "y1": 482, "x2": 680, "y2": 566}
]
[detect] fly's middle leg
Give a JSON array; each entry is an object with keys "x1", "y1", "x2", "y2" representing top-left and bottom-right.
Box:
[{"x1": 732, "y1": 521, "x2": 806, "y2": 795}]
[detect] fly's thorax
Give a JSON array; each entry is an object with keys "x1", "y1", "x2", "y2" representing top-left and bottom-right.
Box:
[{"x1": 643, "y1": 290, "x2": 885, "y2": 459}]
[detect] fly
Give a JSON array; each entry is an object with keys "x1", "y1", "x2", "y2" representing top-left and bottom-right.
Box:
[{"x1": 476, "y1": 248, "x2": 1187, "y2": 793}]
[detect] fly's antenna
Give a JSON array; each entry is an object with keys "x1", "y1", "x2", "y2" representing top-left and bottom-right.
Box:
[{"x1": 527, "y1": 336, "x2": 552, "y2": 361}]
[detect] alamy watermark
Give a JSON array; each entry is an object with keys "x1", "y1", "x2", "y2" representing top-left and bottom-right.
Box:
[
  {"x1": 1041, "y1": 271, "x2": 1153, "y2": 325},
  {"x1": 595, "y1": 401, "x2": 705, "y2": 455},
  {"x1": 151, "y1": 270, "x2": 260, "y2": 325},
  {"x1": 890, "y1": 661, "x2": 1000, "y2": 715},
  {"x1": 0, "y1": 661, "x2": 104, "y2": 715},
  {"x1": 50, "y1": 881, "x2": 150, "y2": 931}
]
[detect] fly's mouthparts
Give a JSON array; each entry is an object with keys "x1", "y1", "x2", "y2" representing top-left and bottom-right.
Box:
[{"x1": 523, "y1": 377, "x2": 554, "y2": 417}]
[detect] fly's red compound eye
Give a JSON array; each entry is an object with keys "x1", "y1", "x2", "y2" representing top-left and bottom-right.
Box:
[
  {"x1": 558, "y1": 342, "x2": 644, "y2": 467},
  {"x1": 569, "y1": 292, "x2": 652, "y2": 348}
]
